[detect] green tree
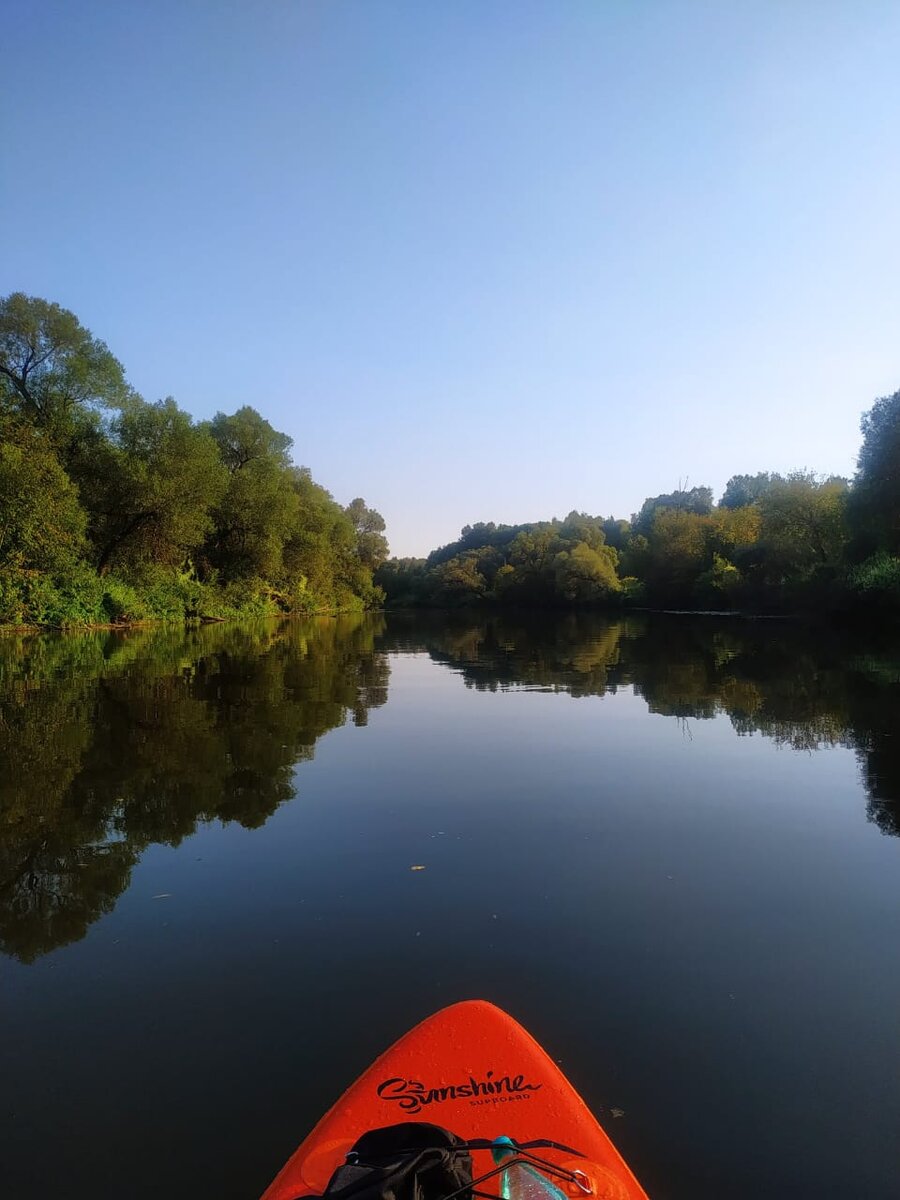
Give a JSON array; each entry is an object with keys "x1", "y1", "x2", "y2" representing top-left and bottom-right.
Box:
[
  {"x1": 427, "y1": 521, "x2": 519, "y2": 567},
  {"x1": 553, "y1": 542, "x2": 620, "y2": 602},
  {"x1": 719, "y1": 472, "x2": 782, "y2": 509},
  {"x1": 428, "y1": 554, "x2": 487, "y2": 603},
  {"x1": 642, "y1": 508, "x2": 712, "y2": 601},
  {"x1": 375, "y1": 558, "x2": 428, "y2": 605},
  {"x1": 508, "y1": 525, "x2": 557, "y2": 575},
  {"x1": 619, "y1": 532, "x2": 650, "y2": 580},
  {"x1": 206, "y1": 405, "x2": 293, "y2": 472},
  {"x1": 854, "y1": 388, "x2": 900, "y2": 550},
  {"x1": 88, "y1": 397, "x2": 228, "y2": 574},
  {"x1": 205, "y1": 408, "x2": 299, "y2": 583},
  {"x1": 0, "y1": 422, "x2": 93, "y2": 624},
  {"x1": 757, "y1": 472, "x2": 849, "y2": 582},
  {"x1": 709, "y1": 504, "x2": 762, "y2": 553},
  {"x1": 695, "y1": 552, "x2": 743, "y2": 604},
  {"x1": 0, "y1": 423, "x2": 87, "y2": 574},
  {"x1": 558, "y1": 510, "x2": 608, "y2": 551},
  {"x1": 345, "y1": 497, "x2": 389, "y2": 569},
  {"x1": 632, "y1": 486, "x2": 713, "y2": 534},
  {"x1": 0, "y1": 293, "x2": 130, "y2": 446},
  {"x1": 601, "y1": 517, "x2": 631, "y2": 550},
  {"x1": 282, "y1": 469, "x2": 385, "y2": 609}
]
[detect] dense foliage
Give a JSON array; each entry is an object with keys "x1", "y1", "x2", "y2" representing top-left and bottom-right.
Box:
[
  {"x1": 4, "y1": 290, "x2": 899, "y2": 624},
  {"x1": 0, "y1": 294, "x2": 387, "y2": 626},
  {"x1": 378, "y1": 392, "x2": 900, "y2": 615}
]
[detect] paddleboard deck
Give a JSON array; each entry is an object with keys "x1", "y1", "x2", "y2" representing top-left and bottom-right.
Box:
[{"x1": 261, "y1": 1001, "x2": 649, "y2": 1200}]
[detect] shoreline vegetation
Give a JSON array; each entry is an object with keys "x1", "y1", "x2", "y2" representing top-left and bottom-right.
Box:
[
  {"x1": 374, "y1": 412, "x2": 900, "y2": 624},
  {"x1": 2, "y1": 291, "x2": 899, "y2": 630},
  {"x1": 0, "y1": 602, "x2": 801, "y2": 636},
  {"x1": 0, "y1": 293, "x2": 388, "y2": 630}
]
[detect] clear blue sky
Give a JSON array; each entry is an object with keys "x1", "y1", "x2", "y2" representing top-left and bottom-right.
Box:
[{"x1": 4, "y1": 2, "x2": 899, "y2": 557}]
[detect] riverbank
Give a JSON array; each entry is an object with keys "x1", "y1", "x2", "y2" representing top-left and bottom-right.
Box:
[
  {"x1": 0, "y1": 563, "x2": 383, "y2": 633},
  {"x1": 381, "y1": 597, "x2": 894, "y2": 626},
  {"x1": 0, "y1": 604, "x2": 377, "y2": 635}
]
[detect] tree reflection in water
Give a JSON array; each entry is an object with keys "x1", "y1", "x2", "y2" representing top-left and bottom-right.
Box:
[
  {"x1": 383, "y1": 611, "x2": 900, "y2": 837},
  {"x1": 0, "y1": 616, "x2": 388, "y2": 963},
  {"x1": 1, "y1": 610, "x2": 897, "y2": 964}
]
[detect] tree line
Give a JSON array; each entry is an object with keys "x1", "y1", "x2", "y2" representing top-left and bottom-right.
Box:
[
  {"x1": 5, "y1": 290, "x2": 899, "y2": 625},
  {"x1": 377, "y1": 391, "x2": 900, "y2": 615},
  {"x1": 0, "y1": 293, "x2": 388, "y2": 627}
]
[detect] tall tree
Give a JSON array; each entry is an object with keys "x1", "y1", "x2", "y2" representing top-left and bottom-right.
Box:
[
  {"x1": 206, "y1": 406, "x2": 293, "y2": 472},
  {"x1": 205, "y1": 408, "x2": 298, "y2": 581},
  {"x1": 345, "y1": 497, "x2": 389, "y2": 569},
  {"x1": 558, "y1": 510, "x2": 608, "y2": 551},
  {"x1": 0, "y1": 422, "x2": 87, "y2": 575},
  {"x1": 601, "y1": 517, "x2": 631, "y2": 550},
  {"x1": 720, "y1": 472, "x2": 782, "y2": 509},
  {"x1": 0, "y1": 293, "x2": 131, "y2": 446},
  {"x1": 283, "y1": 469, "x2": 361, "y2": 604},
  {"x1": 553, "y1": 542, "x2": 620, "y2": 602},
  {"x1": 757, "y1": 472, "x2": 849, "y2": 580},
  {"x1": 88, "y1": 398, "x2": 228, "y2": 574},
  {"x1": 642, "y1": 508, "x2": 712, "y2": 600},
  {"x1": 632, "y1": 486, "x2": 713, "y2": 534},
  {"x1": 854, "y1": 388, "x2": 900, "y2": 550}
]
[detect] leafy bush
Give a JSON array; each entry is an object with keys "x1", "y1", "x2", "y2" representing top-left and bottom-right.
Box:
[
  {"x1": 282, "y1": 585, "x2": 319, "y2": 617},
  {"x1": 619, "y1": 576, "x2": 646, "y2": 605},
  {"x1": 847, "y1": 553, "x2": 900, "y2": 608},
  {"x1": 695, "y1": 554, "x2": 742, "y2": 607},
  {"x1": 0, "y1": 569, "x2": 28, "y2": 625},
  {"x1": 101, "y1": 579, "x2": 150, "y2": 624},
  {"x1": 24, "y1": 568, "x2": 106, "y2": 627},
  {"x1": 136, "y1": 564, "x2": 206, "y2": 620}
]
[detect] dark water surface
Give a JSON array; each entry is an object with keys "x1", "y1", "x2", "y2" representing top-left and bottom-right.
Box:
[{"x1": 1, "y1": 612, "x2": 898, "y2": 1200}]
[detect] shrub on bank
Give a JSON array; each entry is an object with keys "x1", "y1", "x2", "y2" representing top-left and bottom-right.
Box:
[
  {"x1": 0, "y1": 568, "x2": 107, "y2": 628},
  {"x1": 0, "y1": 562, "x2": 384, "y2": 629},
  {"x1": 100, "y1": 579, "x2": 151, "y2": 624},
  {"x1": 846, "y1": 553, "x2": 900, "y2": 610}
]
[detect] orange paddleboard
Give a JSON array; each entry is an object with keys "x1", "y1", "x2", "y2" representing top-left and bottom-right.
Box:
[{"x1": 260, "y1": 1000, "x2": 649, "y2": 1200}]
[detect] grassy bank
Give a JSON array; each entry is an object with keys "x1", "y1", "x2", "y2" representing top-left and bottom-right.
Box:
[{"x1": 0, "y1": 564, "x2": 379, "y2": 631}]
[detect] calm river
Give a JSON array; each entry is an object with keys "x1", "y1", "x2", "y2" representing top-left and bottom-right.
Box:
[{"x1": 1, "y1": 612, "x2": 898, "y2": 1199}]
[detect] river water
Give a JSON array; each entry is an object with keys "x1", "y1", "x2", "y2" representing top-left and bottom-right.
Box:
[{"x1": 1, "y1": 612, "x2": 898, "y2": 1199}]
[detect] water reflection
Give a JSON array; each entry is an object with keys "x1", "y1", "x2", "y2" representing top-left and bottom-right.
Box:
[
  {"x1": 1, "y1": 611, "x2": 898, "y2": 964},
  {"x1": 382, "y1": 611, "x2": 900, "y2": 836},
  {"x1": 0, "y1": 616, "x2": 388, "y2": 963}
]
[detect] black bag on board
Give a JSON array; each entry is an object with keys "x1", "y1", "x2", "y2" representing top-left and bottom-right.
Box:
[{"x1": 306, "y1": 1123, "x2": 473, "y2": 1200}]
